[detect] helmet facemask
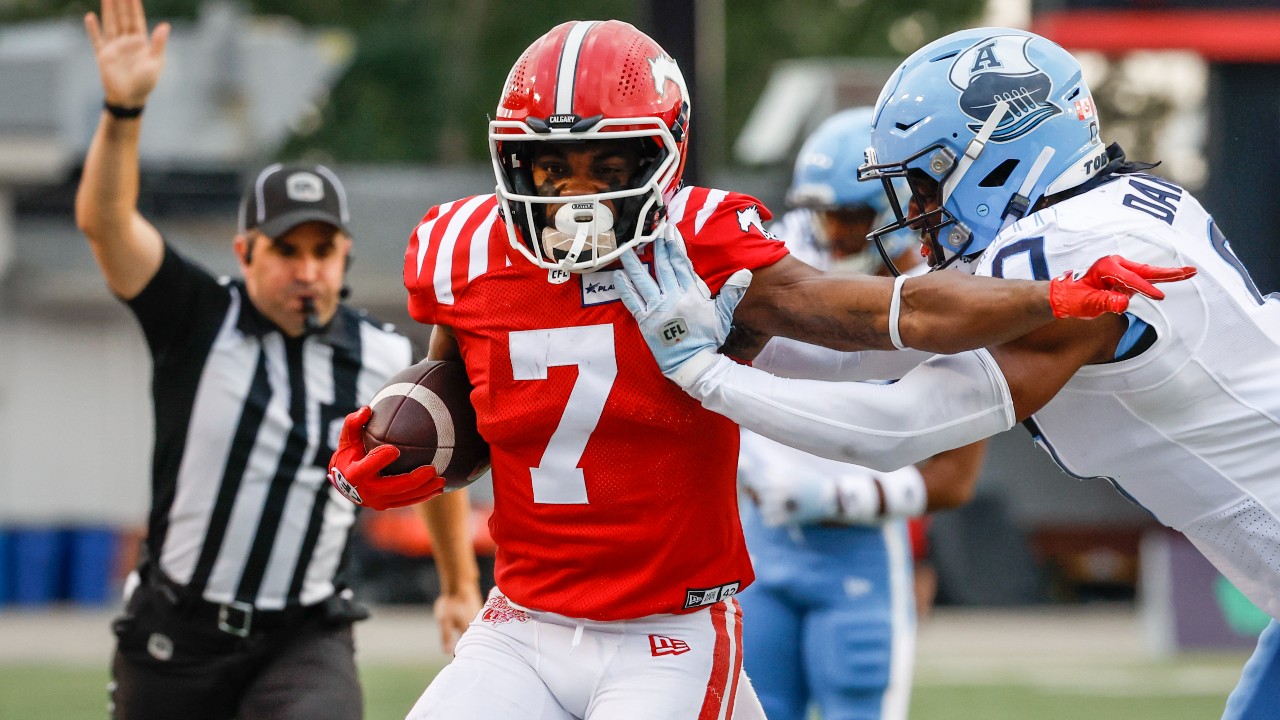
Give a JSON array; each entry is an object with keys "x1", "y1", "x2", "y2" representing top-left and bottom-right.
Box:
[
  {"x1": 490, "y1": 117, "x2": 680, "y2": 274},
  {"x1": 860, "y1": 145, "x2": 972, "y2": 275}
]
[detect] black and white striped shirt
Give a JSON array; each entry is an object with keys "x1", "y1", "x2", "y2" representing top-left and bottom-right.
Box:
[{"x1": 126, "y1": 245, "x2": 413, "y2": 609}]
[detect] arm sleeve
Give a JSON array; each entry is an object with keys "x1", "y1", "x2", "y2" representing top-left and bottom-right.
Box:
[
  {"x1": 685, "y1": 349, "x2": 1015, "y2": 471},
  {"x1": 753, "y1": 337, "x2": 935, "y2": 381}
]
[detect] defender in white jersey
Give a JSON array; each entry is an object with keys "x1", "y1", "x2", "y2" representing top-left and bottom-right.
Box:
[{"x1": 617, "y1": 28, "x2": 1277, "y2": 719}]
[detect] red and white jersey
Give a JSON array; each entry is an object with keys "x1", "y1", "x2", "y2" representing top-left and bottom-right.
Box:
[{"x1": 404, "y1": 187, "x2": 789, "y2": 620}]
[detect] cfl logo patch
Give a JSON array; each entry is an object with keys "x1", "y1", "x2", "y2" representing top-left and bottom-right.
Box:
[{"x1": 659, "y1": 318, "x2": 689, "y2": 346}]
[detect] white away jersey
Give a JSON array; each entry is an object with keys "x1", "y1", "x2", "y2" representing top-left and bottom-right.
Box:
[{"x1": 975, "y1": 172, "x2": 1280, "y2": 618}]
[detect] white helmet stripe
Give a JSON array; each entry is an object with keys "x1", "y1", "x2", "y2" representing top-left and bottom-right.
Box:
[
  {"x1": 942, "y1": 99, "x2": 1009, "y2": 204},
  {"x1": 556, "y1": 21, "x2": 599, "y2": 115}
]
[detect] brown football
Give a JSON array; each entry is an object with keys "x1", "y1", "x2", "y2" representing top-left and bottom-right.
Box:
[{"x1": 362, "y1": 359, "x2": 489, "y2": 492}]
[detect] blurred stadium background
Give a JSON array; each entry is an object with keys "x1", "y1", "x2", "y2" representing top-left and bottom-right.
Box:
[{"x1": 2, "y1": 0, "x2": 1279, "y2": 716}]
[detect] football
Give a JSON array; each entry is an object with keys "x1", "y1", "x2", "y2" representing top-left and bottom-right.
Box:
[{"x1": 363, "y1": 359, "x2": 489, "y2": 492}]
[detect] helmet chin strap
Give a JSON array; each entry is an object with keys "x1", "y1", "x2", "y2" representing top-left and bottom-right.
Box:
[
  {"x1": 1000, "y1": 145, "x2": 1056, "y2": 231},
  {"x1": 932, "y1": 100, "x2": 1008, "y2": 266}
]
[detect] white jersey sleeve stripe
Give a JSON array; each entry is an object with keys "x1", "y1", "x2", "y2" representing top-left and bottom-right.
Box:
[
  {"x1": 433, "y1": 195, "x2": 492, "y2": 306},
  {"x1": 694, "y1": 189, "x2": 728, "y2": 235},
  {"x1": 468, "y1": 210, "x2": 500, "y2": 282},
  {"x1": 414, "y1": 200, "x2": 455, "y2": 279},
  {"x1": 666, "y1": 186, "x2": 692, "y2": 225}
]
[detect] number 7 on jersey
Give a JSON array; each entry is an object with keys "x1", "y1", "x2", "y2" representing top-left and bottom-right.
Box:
[{"x1": 508, "y1": 325, "x2": 617, "y2": 504}]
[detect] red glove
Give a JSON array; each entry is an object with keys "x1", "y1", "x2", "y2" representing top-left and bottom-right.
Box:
[
  {"x1": 1049, "y1": 254, "x2": 1196, "y2": 319},
  {"x1": 327, "y1": 407, "x2": 446, "y2": 511}
]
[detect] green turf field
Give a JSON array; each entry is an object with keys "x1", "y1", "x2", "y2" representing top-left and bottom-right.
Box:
[{"x1": 0, "y1": 658, "x2": 1237, "y2": 720}]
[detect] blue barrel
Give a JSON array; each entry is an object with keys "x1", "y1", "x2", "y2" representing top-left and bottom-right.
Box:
[
  {"x1": 68, "y1": 527, "x2": 118, "y2": 605},
  {"x1": 0, "y1": 529, "x2": 11, "y2": 604},
  {"x1": 11, "y1": 528, "x2": 66, "y2": 605}
]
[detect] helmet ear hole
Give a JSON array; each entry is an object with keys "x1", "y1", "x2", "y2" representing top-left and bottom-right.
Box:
[{"x1": 979, "y1": 159, "x2": 1020, "y2": 188}]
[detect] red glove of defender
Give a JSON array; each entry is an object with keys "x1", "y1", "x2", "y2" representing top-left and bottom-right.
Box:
[
  {"x1": 1049, "y1": 255, "x2": 1196, "y2": 319},
  {"x1": 327, "y1": 406, "x2": 446, "y2": 511}
]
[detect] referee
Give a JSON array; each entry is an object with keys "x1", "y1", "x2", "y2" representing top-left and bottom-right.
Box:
[{"x1": 75, "y1": 1, "x2": 413, "y2": 718}]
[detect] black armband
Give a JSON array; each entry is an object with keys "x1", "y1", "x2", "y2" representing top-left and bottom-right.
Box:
[{"x1": 104, "y1": 100, "x2": 144, "y2": 120}]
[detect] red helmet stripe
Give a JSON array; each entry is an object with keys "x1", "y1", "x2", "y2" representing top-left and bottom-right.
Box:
[{"x1": 555, "y1": 21, "x2": 599, "y2": 115}]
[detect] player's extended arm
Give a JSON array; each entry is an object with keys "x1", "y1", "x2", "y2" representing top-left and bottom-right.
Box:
[
  {"x1": 419, "y1": 324, "x2": 483, "y2": 655},
  {"x1": 689, "y1": 313, "x2": 1120, "y2": 472},
  {"x1": 74, "y1": 0, "x2": 170, "y2": 300},
  {"x1": 617, "y1": 238, "x2": 1149, "y2": 470},
  {"x1": 753, "y1": 336, "x2": 932, "y2": 382},
  {"x1": 689, "y1": 348, "x2": 1015, "y2": 472},
  {"x1": 713, "y1": 311, "x2": 1122, "y2": 479},
  {"x1": 730, "y1": 252, "x2": 1193, "y2": 355}
]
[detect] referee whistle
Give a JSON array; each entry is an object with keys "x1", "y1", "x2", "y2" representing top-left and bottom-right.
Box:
[{"x1": 302, "y1": 297, "x2": 321, "y2": 335}]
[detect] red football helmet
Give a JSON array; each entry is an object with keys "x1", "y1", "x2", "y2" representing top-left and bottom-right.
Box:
[{"x1": 489, "y1": 20, "x2": 691, "y2": 273}]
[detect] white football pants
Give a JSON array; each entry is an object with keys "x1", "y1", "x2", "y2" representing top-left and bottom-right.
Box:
[{"x1": 407, "y1": 588, "x2": 764, "y2": 720}]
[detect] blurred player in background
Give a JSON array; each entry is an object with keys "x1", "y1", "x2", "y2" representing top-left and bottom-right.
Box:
[
  {"x1": 737, "y1": 108, "x2": 985, "y2": 720},
  {"x1": 617, "y1": 27, "x2": 1280, "y2": 720},
  {"x1": 325, "y1": 19, "x2": 1182, "y2": 720},
  {"x1": 75, "y1": 1, "x2": 413, "y2": 718},
  {"x1": 769, "y1": 108, "x2": 920, "y2": 280}
]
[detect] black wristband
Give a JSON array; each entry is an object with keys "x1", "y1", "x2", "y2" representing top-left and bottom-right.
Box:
[{"x1": 103, "y1": 100, "x2": 144, "y2": 119}]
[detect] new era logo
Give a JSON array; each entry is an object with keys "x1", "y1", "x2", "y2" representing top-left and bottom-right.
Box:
[
  {"x1": 328, "y1": 468, "x2": 363, "y2": 505},
  {"x1": 683, "y1": 581, "x2": 741, "y2": 609},
  {"x1": 649, "y1": 634, "x2": 690, "y2": 656}
]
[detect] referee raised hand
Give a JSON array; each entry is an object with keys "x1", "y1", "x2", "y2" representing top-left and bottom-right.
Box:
[{"x1": 75, "y1": 1, "x2": 414, "y2": 718}]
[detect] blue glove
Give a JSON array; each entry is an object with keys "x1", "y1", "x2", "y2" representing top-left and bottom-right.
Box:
[{"x1": 614, "y1": 235, "x2": 752, "y2": 386}]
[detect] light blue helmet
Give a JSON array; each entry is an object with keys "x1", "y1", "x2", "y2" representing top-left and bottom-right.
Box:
[
  {"x1": 788, "y1": 107, "x2": 916, "y2": 272},
  {"x1": 787, "y1": 107, "x2": 885, "y2": 212},
  {"x1": 859, "y1": 28, "x2": 1107, "y2": 272}
]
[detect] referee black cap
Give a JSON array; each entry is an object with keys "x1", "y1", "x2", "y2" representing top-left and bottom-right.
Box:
[{"x1": 239, "y1": 163, "x2": 351, "y2": 240}]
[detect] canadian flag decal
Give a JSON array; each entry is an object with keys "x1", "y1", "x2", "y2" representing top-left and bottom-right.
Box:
[{"x1": 649, "y1": 634, "x2": 691, "y2": 656}]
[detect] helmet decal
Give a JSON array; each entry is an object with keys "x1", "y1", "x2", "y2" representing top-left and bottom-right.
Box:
[
  {"x1": 950, "y1": 35, "x2": 1061, "y2": 143},
  {"x1": 554, "y1": 21, "x2": 598, "y2": 114},
  {"x1": 648, "y1": 55, "x2": 688, "y2": 100}
]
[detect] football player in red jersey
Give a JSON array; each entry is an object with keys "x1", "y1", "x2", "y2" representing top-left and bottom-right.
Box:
[{"x1": 326, "y1": 20, "x2": 1189, "y2": 720}]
